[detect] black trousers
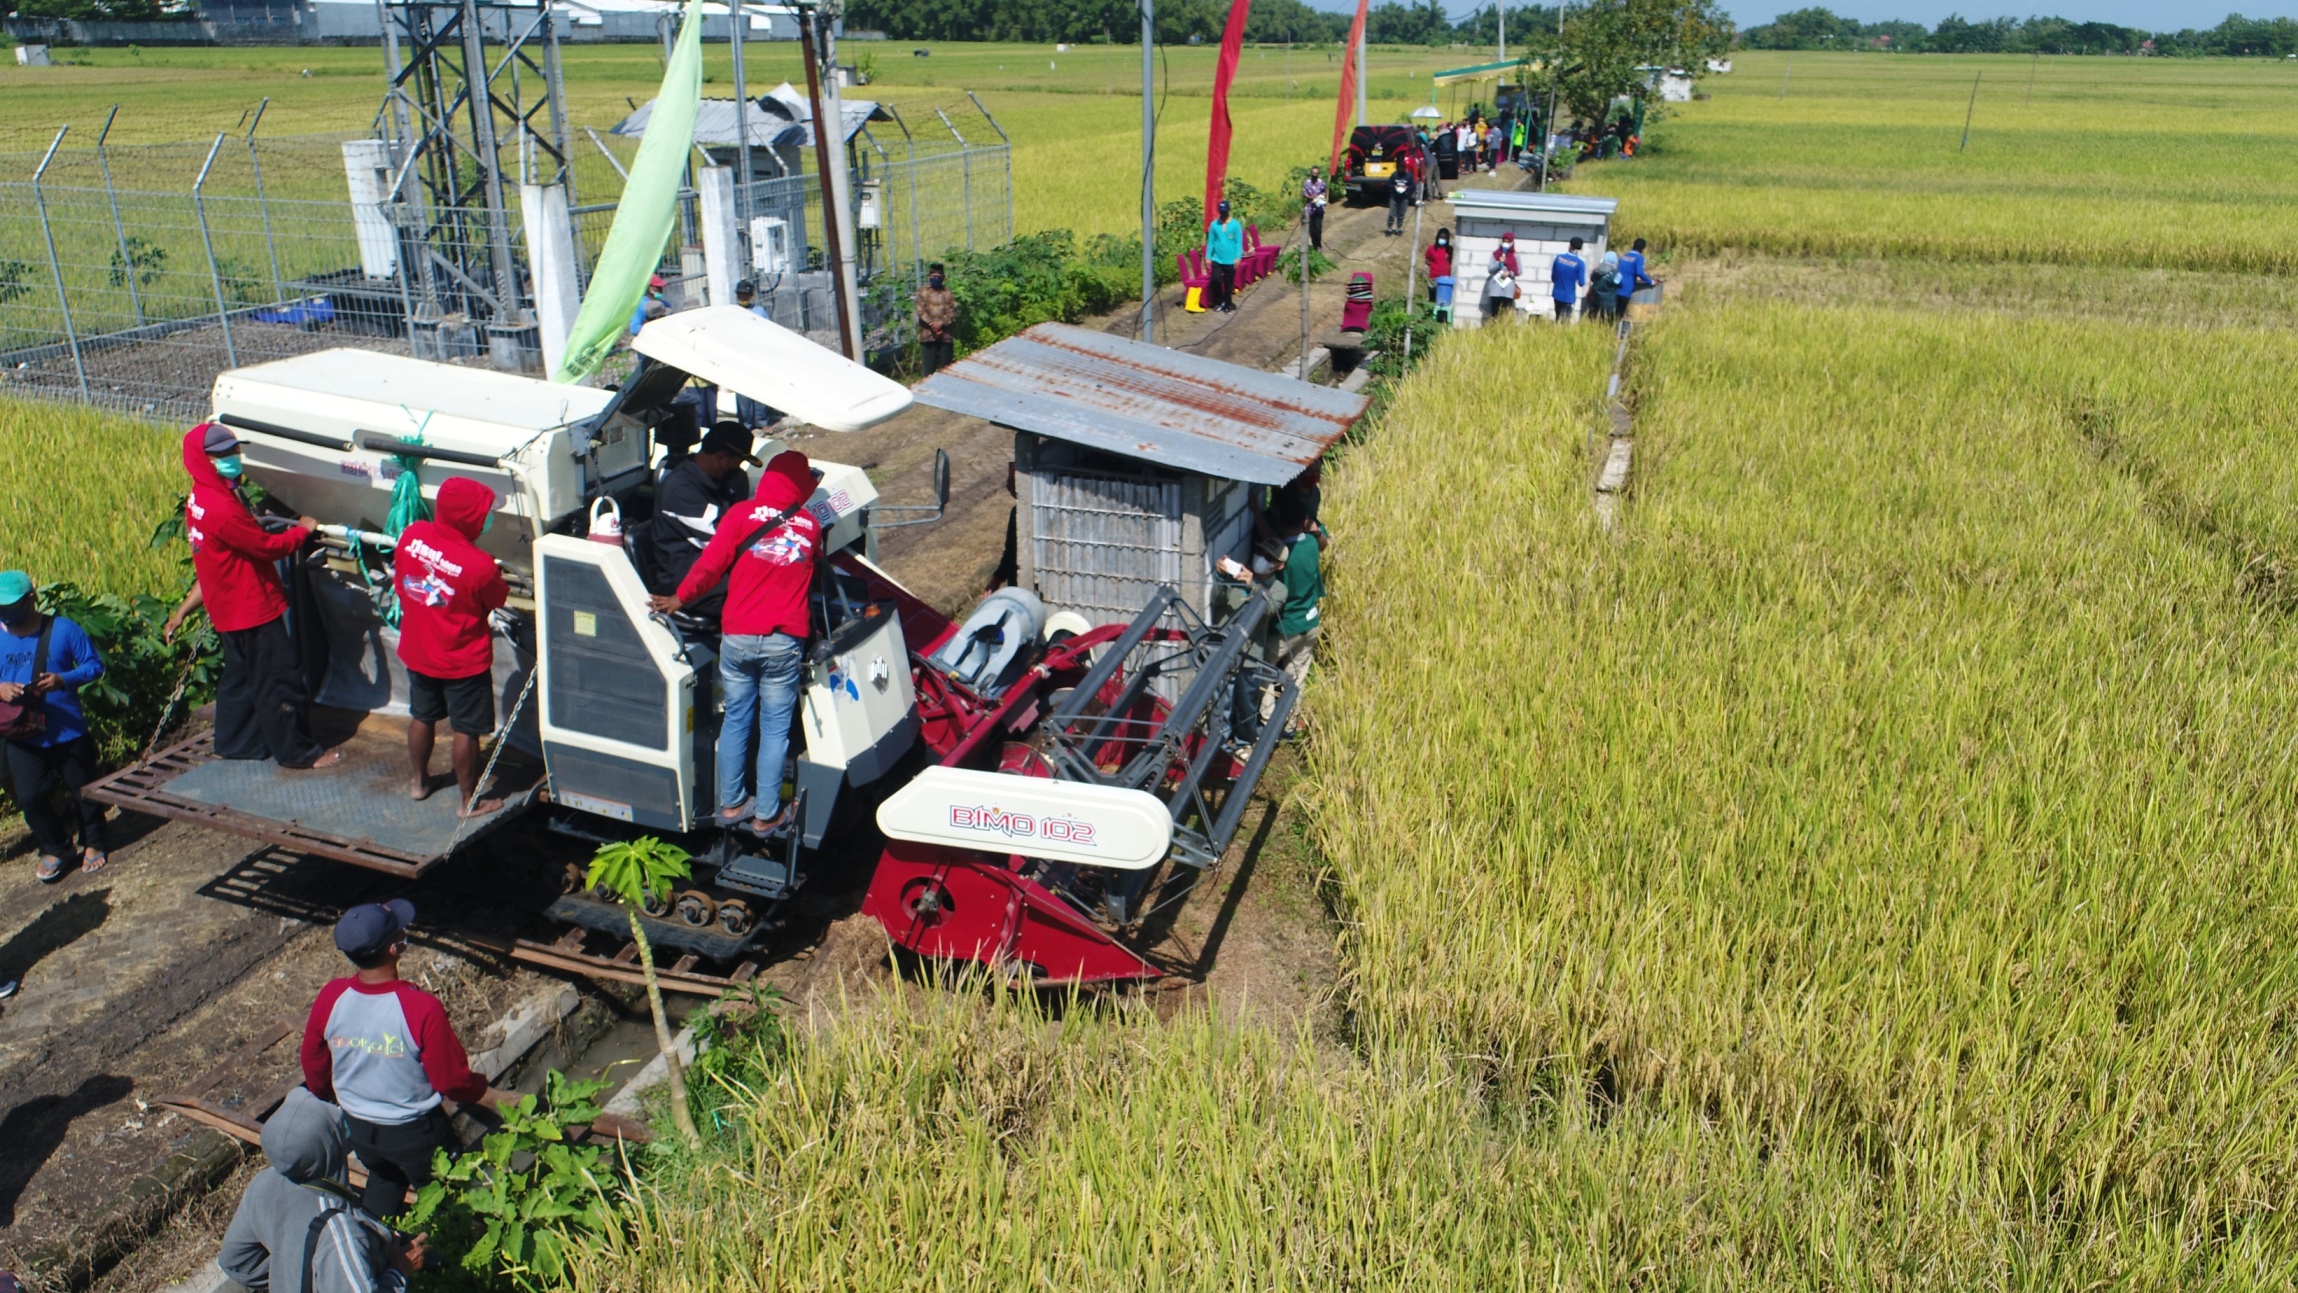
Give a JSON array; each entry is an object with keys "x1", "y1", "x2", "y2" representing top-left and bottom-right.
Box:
[
  {"x1": 214, "y1": 616, "x2": 325, "y2": 767},
  {"x1": 1208, "y1": 261, "x2": 1237, "y2": 310},
  {"x1": 346, "y1": 1107, "x2": 454, "y2": 1219},
  {"x1": 3, "y1": 734, "x2": 106, "y2": 858},
  {"x1": 920, "y1": 338, "x2": 954, "y2": 374},
  {"x1": 1307, "y1": 206, "x2": 1324, "y2": 251}
]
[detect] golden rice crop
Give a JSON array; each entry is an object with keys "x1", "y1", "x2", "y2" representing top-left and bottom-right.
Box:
[
  {"x1": 1566, "y1": 51, "x2": 2298, "y2": 273},
  {"x1": 1310, "y1": 295, "x2": 2298, "y2": 1282},
  {"x1": 0, "y1": 396, "x2": 187, "y2": 598}
]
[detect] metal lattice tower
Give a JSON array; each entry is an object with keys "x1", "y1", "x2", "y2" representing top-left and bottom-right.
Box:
[{"x1": 377, "y1": 0, "x2": 572, "y2": 349}]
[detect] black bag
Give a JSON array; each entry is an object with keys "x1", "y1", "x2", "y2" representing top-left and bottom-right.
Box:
[{"x1": 0, "y1": 617, "x2": 56, "y2": 743}]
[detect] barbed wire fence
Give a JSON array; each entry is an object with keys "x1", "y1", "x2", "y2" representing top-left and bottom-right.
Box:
[{"x1": 0, "y1": 96, "x2": 1011, "y2": 423}]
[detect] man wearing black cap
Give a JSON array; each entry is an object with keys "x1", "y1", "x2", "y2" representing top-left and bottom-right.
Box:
[
  {"x1": 644, "y1": 420, "x2": 757, "y2": 599},
  {"x1": 301, "y1": 900, "x2": 506, "y2": 1218}
]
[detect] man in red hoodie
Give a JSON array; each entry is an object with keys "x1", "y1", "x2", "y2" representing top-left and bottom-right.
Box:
[
  {"x1": 162, "y1": 422, "x2": 342, "y2": 769},
  {"x1": 393, "y1": 476, "x2": 510, "y2": 816},
  {"x1": 648, "y1": 450, "x2": 818, "y2": 834}
]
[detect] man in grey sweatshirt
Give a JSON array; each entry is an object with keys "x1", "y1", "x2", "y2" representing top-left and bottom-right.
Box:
[{"x1": 218, "y1": 1087, "x2": 424, "y2": 1293}]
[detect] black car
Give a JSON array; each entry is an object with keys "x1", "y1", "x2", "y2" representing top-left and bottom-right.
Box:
[{"x1": 1342, "y1": 124, "x2": 1426, "y2": 204}]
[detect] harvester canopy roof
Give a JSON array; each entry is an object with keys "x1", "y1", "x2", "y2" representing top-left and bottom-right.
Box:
[
  {"x1": 910, "y1": 323, "x2": 1370, "y2": 487},
  {"x1": 633, "y1": 305, "x2": 913, "y2": 432}
]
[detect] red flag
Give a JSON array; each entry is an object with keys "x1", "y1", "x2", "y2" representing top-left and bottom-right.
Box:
[
  {"x1": 1328, "y1": 0, "x2": 1371, "y2": 179},
  {"x1": 1205, "y1": 0, "x2": 1254, "y2": 227}
]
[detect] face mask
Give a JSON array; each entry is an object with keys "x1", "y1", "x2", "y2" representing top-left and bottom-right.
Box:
[
  {"x1": 928, "y1": 276, "x2": 944, "y2": 289},
  {"x1": 481, "y1": 511, "x2": 495, "y2": 536},
  {"x1": 214, "y1": 454, "x2": 244, "y2": 479}
]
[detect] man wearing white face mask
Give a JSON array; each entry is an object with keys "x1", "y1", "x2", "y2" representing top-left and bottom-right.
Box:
[{"x1": 162, "y1": 422, "x2": 341, "y2": 769}]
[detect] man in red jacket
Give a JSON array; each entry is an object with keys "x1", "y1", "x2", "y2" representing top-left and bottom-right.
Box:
[
  {"x1": 162, "y1": 423, "x2": 341, "y2": 769},
  {"x1": 393, "y1": 476, "x2": 510, "y2": 816},
  {"x1": 648, "y1": 450, "x2": 818, "y2": 834}
]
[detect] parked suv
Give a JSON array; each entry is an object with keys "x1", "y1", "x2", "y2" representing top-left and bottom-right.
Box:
[{"x1": 1342, "y1": 124, "x2": 1426, "y2": 204}]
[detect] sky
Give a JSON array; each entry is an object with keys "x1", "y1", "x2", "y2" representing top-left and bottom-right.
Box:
[{"x1": 1312, "y1": 3, "x2": 2298, "y2": 33}]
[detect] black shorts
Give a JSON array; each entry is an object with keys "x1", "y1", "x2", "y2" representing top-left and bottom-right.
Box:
[{"x1": 408, "y1": 669, "x2": 496, "y2": 736}]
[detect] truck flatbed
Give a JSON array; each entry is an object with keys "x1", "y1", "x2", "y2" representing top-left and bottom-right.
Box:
[{"x1": 84, "y1": 708, "x2": 542, "y2": 877}]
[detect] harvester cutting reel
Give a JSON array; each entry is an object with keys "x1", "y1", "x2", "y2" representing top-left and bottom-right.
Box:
[{"x1": 866, "y1": 586, "x2": 1300, "y2": 985}]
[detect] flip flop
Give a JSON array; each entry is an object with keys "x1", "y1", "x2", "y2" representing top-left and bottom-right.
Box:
[
  {"x1": 744, "y1": 804, "x2": 794, "y2": 837},
  {"x1": 35, "y1": 856, "x2": 64, "y2": 883},
  {"x1": 716, "y1": 799, "x2": 752, "y2": 826},
  {"x1": 80, "y1": 850, "x2": 107, "y2": 875}
]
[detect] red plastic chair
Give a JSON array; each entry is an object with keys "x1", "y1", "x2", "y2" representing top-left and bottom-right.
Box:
[
  {"x1": 1176, "y1": 249, "x2": 1211, "y2": 312},
  {"x1": 1244, "y1": 224, "x2": 1281, "y2": 283},
  {"x1": 1340, "y1": 272, "x2": 1374, "y2": 332}
]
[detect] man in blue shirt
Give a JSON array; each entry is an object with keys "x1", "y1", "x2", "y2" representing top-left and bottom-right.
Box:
[
  {"x1": 1551, "y1": 237, "x2": 1588, "y2": 323},
  {"x1": 627, "y1": 273, "x2": 668, "y2": 336},
  {"x1": 1617, "y1": 238, "x2": 1655, "y2": 302},
  {"x1": 1205, "y1": 200, "x2": 1244, "y2": 314},
  {"x1": 0, "y1": 571, "x2": 108, "y2": 883}
]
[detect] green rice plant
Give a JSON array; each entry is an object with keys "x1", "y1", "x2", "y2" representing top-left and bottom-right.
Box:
[
  {"x1": 0, "y1": 396, "x2": 189, "y2": 600},
  {"x1": 1309, "y1": 297, "x2": 2298, "y2": 1282}
]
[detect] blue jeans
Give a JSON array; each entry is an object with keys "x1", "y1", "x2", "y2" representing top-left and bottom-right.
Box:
[{"x1": 717, "y1": 632, "x2": 803, "y2": 817}]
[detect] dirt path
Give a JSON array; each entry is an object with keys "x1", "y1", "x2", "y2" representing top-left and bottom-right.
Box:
[{"x1": 0, "y1": 163, "x2": 1531, "y2": 1289}]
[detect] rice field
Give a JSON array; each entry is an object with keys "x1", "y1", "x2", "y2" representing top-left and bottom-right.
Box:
[
  {"x1": 1565, "y1": 51, "x2": 2298, "y2": 272},
  {"x1": 0, "y1": 397, "x2": 188, "y2": 598}
]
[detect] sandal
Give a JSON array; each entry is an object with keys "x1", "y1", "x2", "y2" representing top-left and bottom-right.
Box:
[
  {"x1": 715, "y1": 799, "x2": 752, "y2": 826},
  {"x1": 745, "y1": 804, "x2": 794, "y2": 837},
  {"x1": 80, "y1": 850, "x2": 107, "y2": 875},
  {"x1": 35, "y1": 855, "x2": 64, "y2": 883}
]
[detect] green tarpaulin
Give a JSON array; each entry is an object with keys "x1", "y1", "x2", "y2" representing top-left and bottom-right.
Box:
[{"x1": 554, "y1": 0, "x2": 704, "y2": 384}]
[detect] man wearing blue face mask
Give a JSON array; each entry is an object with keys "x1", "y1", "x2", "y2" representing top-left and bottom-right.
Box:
[{"x1": 163, "y1": 422, "x2": 341, "y2": 769}]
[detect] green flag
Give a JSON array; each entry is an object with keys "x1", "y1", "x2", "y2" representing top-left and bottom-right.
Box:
[{"x1": 554, "y1": 0, "x2": 705, "y2": 384}]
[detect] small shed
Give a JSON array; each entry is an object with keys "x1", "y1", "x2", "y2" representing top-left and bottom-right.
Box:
[
  {"x1": 913, "y1": 323, "x2": 1370, "y2": 626},
  {"x1": 1445, "y1": 190, "x2": 1619, "y2": 324}
]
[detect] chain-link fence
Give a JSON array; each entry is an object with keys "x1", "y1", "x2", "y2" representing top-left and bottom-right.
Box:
[{"x1": 0, "y1": 99, "x2": 1011, "y2": 422}]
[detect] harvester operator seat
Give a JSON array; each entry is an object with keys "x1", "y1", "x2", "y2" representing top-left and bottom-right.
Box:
[{"x1": 928, "y1": 587, "x2": 1046, "y2": 700}]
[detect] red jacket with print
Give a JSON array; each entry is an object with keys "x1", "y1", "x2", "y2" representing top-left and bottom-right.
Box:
[
  {"x1": 181, "y1": 425, "x2": 311, "y2": 634},
  {"x1": 393, "y1": 476, "x2": 510, "y2": 680},
  {"x1": 675, "y1": 450, "x2": 820, "y2": 639}
]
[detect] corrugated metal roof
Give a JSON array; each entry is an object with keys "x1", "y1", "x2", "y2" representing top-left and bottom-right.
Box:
[
  {"x1": 1448, "y1": 190, "x2": 1619, "y2": 218},
  {"x1": 911, "y1": 324, "x2": 1371, "y2": 487}
]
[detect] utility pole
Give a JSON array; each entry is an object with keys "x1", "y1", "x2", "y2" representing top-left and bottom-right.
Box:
[
  {"x1": 1959, "y1": 69, "x2": 1980, "y2": 151},
  {"x1": 1537, "y1": 0, "x2": 1562, "y2": 191},
  {"x1": 800, "y1": 4, "x2": 858, "y2": 358},
  {"x1": 1497, "y1": 3, "x2": 1504, "y2": 63},
  {"x1": 1139, "y1": 0, "x2": 1155, "y2": 342},
  {"x1": 729, "y1": 0, "x2": 751, "y2": 231}
]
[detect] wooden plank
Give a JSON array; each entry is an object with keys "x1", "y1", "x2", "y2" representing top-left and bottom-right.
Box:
[
  {"x1": 731, "y1": 962, "x2": 759, "y2": 984},
  {"x1": 613, "y1": 942, "x2": 639, "y2": 965},
  {"x1": 670, "y1": 954, "x2": 698, "y2": 975}
]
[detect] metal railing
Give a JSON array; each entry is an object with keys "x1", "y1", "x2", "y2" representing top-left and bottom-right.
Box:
[{"x1": 0, "y1": 101, "x2": 1011, "y2": 422}]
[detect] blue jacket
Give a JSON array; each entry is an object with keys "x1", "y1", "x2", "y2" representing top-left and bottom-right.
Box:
[
  {"x1": 1550, "y1": 252, "x2": 1587, "y2": 303},
  {"x1": 1, "y1": 614, "x2": 104, "y2": 747},
  {"x1": 1618, "y1": 250, "x2": 1652, "y2": 294},
  {"x1": 1206, "y1": 219, "x2": 1245, "y2": 266}
]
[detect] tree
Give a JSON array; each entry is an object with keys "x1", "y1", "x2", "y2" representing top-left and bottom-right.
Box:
[
  {"x1": 1529, "y1": 0, "x2": 1732, "y2": 130},
  {"x1": 1743, "y1": 6, "x2": 1857, "y2": 50},
  {"x1": 585, "y1": 837, "x2": 701, "y2": 1145}
]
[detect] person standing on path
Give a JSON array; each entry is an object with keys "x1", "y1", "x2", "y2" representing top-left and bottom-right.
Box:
[
  {"x1": 914, "y1": 262, "x2": 958, "y2": 374},
  {"x1": 649, "y1": 450, "x2": 821, "y2": 834},
  {"x1": 628, "y1": 273, "x2": 668, "y2": 337},
  {"x1": 731, "y1": 279, "x2": 783, "y2": 429},
  {"x1": 1385, "y1": 168, "x2": 1410, "y2": 236},
  {"x1": 163, "y1": 423, "x2": 341, "y2": 771},
  {"x1": 1302, "y1": 167, "x2": 1329, "y2": 251},
  {"x1": 302, "y1": 900, "x2": 509, "y2": 1220},
  {"x1": 218, "y1": 1086, "x2": 427, "y2": 1293},
  {"x1": 0, "y1": 571, "x2": 108, "y2": 883},
  {"x1": 1423, "y1": 228, "x2": 1454, "y2": 312},
  {"x1": 1550, "y1": 236, "x2": 1588, "y2": 322},
  {"x1": 392, "y1": 476, "x2": 510, "y2": 818},
  {"x1": 1590, "y1": 248, "x2": 1622, "y2": 321},
  {"x1": 1205, "y1": 200, "x2": 1245, "y2": 313},
  {"x1": 1618, "y1": 238, "x2": 1655, "y2": 303}
]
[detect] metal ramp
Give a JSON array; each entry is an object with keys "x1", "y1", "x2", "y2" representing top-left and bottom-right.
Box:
[{"x1": 83, "y1": 709, "x2": 540, "y2": 877}]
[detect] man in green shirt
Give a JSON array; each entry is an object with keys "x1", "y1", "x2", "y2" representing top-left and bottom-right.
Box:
[{"x1": 1232, "y1": 514, "x2": 1322, "y2": 745}]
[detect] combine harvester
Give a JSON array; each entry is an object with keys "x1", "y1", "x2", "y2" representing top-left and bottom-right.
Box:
[{"x1": 88, "y1": 309, "x2": 1342, "y2": 989}]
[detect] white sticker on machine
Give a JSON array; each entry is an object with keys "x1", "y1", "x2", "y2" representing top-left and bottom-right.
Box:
[{"x1": 875, "y1": 766, "x2": 1173, "y2": 870}]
